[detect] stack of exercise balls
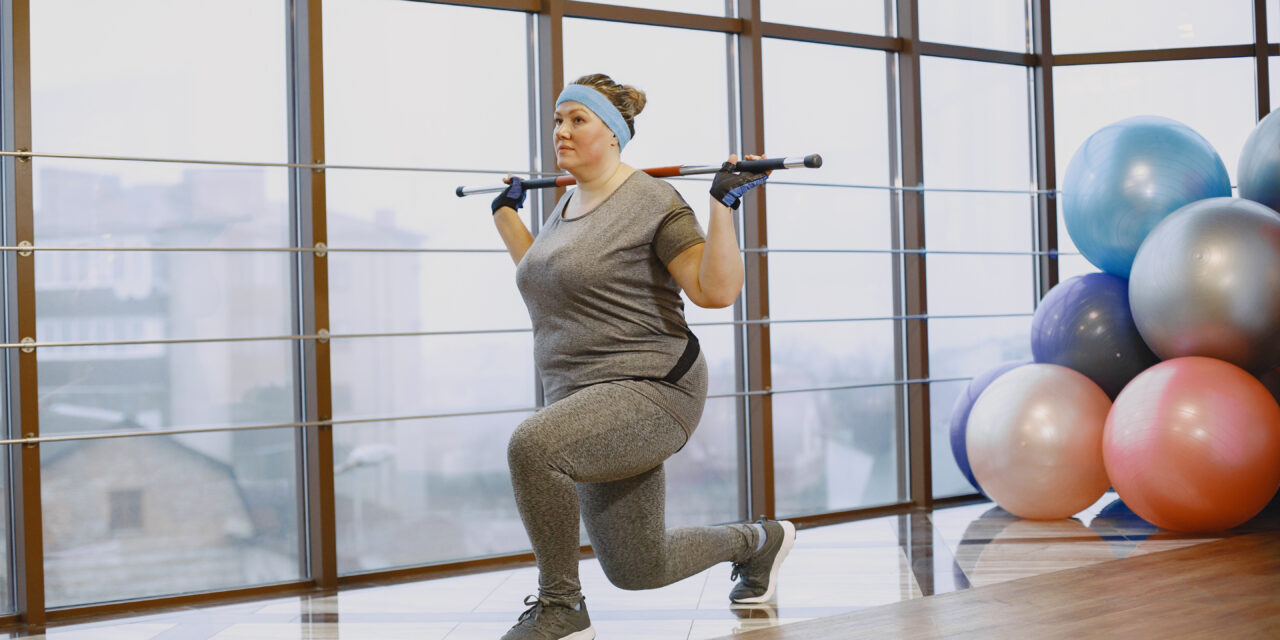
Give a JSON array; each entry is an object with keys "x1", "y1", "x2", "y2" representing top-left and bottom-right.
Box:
[{"x1": 950, "y1": 112, "x2": 1280, "y2": 532}]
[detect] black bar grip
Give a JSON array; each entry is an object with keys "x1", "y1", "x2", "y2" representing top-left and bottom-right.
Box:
[{"x1": 734, "y1": 154, "x2": 822, "y2": 173}]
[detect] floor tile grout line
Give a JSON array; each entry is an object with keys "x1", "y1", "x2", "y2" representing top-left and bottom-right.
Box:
[{"x1": 473, "y1": 570, "x2": 521, "y2": 614}]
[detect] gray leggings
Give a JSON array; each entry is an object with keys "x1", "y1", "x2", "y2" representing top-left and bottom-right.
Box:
[{"x1": 507, "y1": 373, "x2": 755, "y2": 606}]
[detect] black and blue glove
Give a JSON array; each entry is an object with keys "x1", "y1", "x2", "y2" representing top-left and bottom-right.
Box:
[
  {"x1": 710, "y1": 162, "x2": 768, "y2": 209},
  {"x1": 491, "y1": 176, "x2": 526, "y2": 215}
]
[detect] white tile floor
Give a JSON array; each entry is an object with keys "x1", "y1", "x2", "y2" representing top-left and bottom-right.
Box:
[{"x1": 3, "y1": 492, "x2": 1251, "y2": 640}]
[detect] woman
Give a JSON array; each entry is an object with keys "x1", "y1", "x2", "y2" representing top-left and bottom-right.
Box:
[{"x1": 490, "y1": 74, "x2": 795, "y2": 640}]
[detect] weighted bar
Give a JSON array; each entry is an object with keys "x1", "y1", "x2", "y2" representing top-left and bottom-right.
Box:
[{"x1": 454, "y1": 153, "x2": 822, "y2": 197}]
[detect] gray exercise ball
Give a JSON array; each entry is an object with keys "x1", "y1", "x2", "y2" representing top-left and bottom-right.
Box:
[{"x1": 1129, "y1": 197, "x2": 1280, "y2": 373}]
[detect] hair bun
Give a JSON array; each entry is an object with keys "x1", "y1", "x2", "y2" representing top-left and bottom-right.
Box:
[{"x1": 625, "y1": 86, "x2": 647, "y2": 117}]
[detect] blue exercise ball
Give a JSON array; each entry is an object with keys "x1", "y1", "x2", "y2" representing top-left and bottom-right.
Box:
[
  {"x1": 1062, "y1": 116, "x2": 1231, "y2": 277},
  {"x1": 948, "y1": 359, "x2": 1029, "y2": 494},
  {"x1": 1129, "y1": 197, "x2": 1280, "y2": 374},
  {"x1": 1031, "y1": 272, "x2": 1160, "y2": 399},
  {"x1": 1239, "y1": 108, "x2": 1280, "y2": 211}
]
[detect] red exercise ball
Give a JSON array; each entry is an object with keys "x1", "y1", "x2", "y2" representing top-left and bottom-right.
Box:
[{"x1": 1103, "y1": 357, "x2": 1280, "y2": 532}]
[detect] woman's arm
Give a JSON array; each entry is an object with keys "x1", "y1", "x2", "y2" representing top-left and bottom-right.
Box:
[
  {"x1": 667, "y1": 200, "x2": 743, "y2": 308},
  {"x1": 494, "y1": 207, "x2": 535, "y2": 265},
  {"x1": 667, "y1": 154, "x2": 767, "y2": 308},
  {"x1": 489, "y1": 177, "x2": 535, "y2": 265}
]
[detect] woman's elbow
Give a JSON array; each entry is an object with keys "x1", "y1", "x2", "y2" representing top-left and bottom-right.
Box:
[{"x1": 695, "y1": 285, "x2": 743, "y2": 309}]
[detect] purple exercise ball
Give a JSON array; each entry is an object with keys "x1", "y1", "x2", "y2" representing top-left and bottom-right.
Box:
[
  {"x1": 949, "y1": 359, "x2": 1030, "y2": 493},
  {"x1": 1031, "y1": 272, "x2": 1160, "y2": 399}
]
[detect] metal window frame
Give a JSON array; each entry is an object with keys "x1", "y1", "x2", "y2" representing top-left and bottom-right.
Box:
[
  {"x1": 0, "y1": 0, "x2": 1277, "y2": 630},
  {"x1": 287, "y1": 0, "x2": 338, "y2": 591}
]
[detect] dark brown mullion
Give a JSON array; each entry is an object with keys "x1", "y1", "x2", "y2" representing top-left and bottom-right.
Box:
[
  {"x1": 896, "y1": 0, "x2": 931, "y2": 509},
  {"x1": 563, "y1": 1, "x2": 740, "y2": 33},
  {"x1": 1054, "y1": 44, "x2": 1256, "y2": 66},
  {"x1": 916, "y1": 41, "x2": 1035, "y2": 66},
  {"x1": 1255, "y1": 0, "x2": 1270, "y2": 118},
  {"x1": 1031, "y1": 0, "x2": 1058, "y2": 299},
  {"x1": 736, "y1": 0, "x2": 773, "y2": 521},
  {"x1": 758, "y1": 21, "x2": 898, "y2": 50},
  {"x1": 288, "y1": 0, "x2": 337, "y2": 591},
  {"x1": 5, "y1": 0, "x2": 44, "y2": 626}
]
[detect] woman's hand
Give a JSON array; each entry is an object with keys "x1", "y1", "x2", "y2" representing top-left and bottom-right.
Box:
[
  {"x1": 491, "y1": 175, "x2": 527, "y2": 215},
  {"x1": 709, "y1": 153, "x2": 769, "y2": 210}
]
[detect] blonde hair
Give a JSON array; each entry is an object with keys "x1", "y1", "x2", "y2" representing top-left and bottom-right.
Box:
[{"x1": 570, "y1": 73, "x2": 647, "y2": 138}]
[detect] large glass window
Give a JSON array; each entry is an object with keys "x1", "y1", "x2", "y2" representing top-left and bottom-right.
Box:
[
  {"x1": 1053, "y1": 58, "x2": 1258, "y2": 281},
  {"x1": 918, "y1": 0, "x2": 1028, "y2": 52},
  {"x1": 762, "y1": 38, "x2": 899, "y2": 517},
  {"x1": 760, "y1": 1, "x2": 886, "y2": 36},
  {"x1": 564, "y1": 18, "x2": 740, "y2": 527},
  {"x1": 323, "y1": 0, "x2": 535, "y2": 574},
  {"x1": 921, "y1": 57, "x2": 1035, "y2": 498},
  {"x1": 29, "y1": 0, "x2": 299, "y2": 606},
  {"x1": 1052, "y1": 0, "x2": 1256, "y2": 54}
]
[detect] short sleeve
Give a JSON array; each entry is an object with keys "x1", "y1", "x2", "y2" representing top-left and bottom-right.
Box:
[{"x1": 653, "y1": 206, "x2": 706, "y2": 265}]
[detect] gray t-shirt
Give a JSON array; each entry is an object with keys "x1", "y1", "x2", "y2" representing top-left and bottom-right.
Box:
[{"x1": 515, "y1": 171, "x2": 707, "y2": 404}]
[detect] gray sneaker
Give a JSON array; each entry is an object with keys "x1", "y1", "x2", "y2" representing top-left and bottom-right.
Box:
[
  {"x1": 500, "y1": 595, "x2": 595, "y2": 640},
  {"x1": 729, "y1": 519, "x2": 796, "y2": 603}
]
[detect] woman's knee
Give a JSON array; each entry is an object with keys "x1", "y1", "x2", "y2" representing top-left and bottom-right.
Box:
[
  {"x1": 507, "y1": 416, "x2": 550, "y2": 470},
  {"x1": 597, "y1": 553, "x2": 663, "y2": 591}
]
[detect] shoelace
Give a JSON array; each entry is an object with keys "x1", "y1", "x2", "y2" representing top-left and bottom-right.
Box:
[
  {"x1": 729, "y1": 562, "x2": 744, "y2": 582},
  {"x1": 516, "y1": 595, "x2": 545, "y2": 624}
]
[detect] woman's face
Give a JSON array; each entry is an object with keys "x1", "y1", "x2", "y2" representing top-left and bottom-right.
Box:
[{"x1": 553, "y1": 101, "x2": 617, "y2": 173}]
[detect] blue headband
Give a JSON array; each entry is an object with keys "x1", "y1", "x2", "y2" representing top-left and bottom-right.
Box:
[{"x1": 556, "y1": 84, "x2": 632, "y2": 150}]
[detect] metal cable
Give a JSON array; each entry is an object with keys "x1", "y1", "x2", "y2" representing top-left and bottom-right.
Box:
[
  {"x1": 1, "y1": 149, "x2": 1070, "y2": 195},
  {"x1": 0, "y1": 376, "x2": 980, "y2": 446},
  {"x1": 0, "y1": 313, "x2": 1033, "y2": 350},
  {"x1": 0, "y1": 149, "x2": 557, "y2": 177}
]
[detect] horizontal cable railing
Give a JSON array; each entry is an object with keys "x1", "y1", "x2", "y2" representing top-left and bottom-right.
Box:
[
  {"x1": 0, "y1": 245, "x2": 1083, "y2": 257},
  {"x1": 0, "y1": 376, "x2": 974, "y2": 447},
  {"x1": 0, "y1": 312, "x2": 1034, "y2": 350}
]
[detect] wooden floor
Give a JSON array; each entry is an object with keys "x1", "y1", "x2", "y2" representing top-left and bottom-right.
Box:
[{"x1": 721, "y1": 530, "x2": 1280, "y2": 639}]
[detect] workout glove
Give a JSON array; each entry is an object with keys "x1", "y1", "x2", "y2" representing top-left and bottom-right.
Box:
[
  {"x1": 492, "y1": 176, "x2": 527, "y2": 215},
  {"x1": 710, "y1": 162, "x2": 768, "y2": 209}
]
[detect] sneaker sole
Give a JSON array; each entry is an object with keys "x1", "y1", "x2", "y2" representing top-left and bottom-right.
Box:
[
  {"x1": 730, "y1": 520, "x2": 796, "y2": 604},
  {"x1": 560, "y1": 626, "x2": 594, "y2": 640}
]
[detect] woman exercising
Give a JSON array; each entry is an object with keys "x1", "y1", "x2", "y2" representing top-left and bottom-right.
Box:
[{"x1": 490, "y1": 73, "x2": 795, "y2": 640}]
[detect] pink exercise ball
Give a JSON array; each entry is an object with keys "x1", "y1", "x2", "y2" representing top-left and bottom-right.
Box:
[
  {"x1": 967, "y1": 364, "x2": 1113, "y2": 520},
  {"x1": 1104, "y1": 357, "x2": 1280, "y2": 532}
]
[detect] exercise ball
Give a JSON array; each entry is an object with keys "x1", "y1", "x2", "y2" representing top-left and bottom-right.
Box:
[
  {"x1": 967, "y1": 364, "x2": 1112, "y2": 520},
  {"x1": 1239, "y1": 108, "x2": 1280, "y2": 211},
  {"x1": 1062, "y1": 116, "x2": 1231, "y2": 277},
  {"x1": 1103, "y1": 357, "x2": 1280, "y2": 532},
  {"x1": 1129, "y1": 197, "x2": 1280, "y2": 374},
  {"x1": 1031, "y1": 273, "x2": 1159, "y2": 398},
  {"x1": 948, "y1": 359, "x2": 1030, "y2": 493}
]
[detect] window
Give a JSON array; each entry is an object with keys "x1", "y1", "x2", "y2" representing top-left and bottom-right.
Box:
[
  {"x1": 760, "y1": 0, "x2": 887, "y2": 35},
  {"x1": 323, "y1": 0, "x2": 535, "y2": 573},
  {"x1": 919, "y1": 0, "x2": 1028, "y2": 52},
  {"x1": 29, "y1": 0, "x2": 300, "y2": 607},
  {"x1": 762, "y1": 38, "x2": 900, "y2": 516},
  {"x1": 1052, "y1": 0, "x2": 1256, "y2": 54},
  {"x1": 921, "y1": 57, "x2": 1035, "y2": 498}
]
